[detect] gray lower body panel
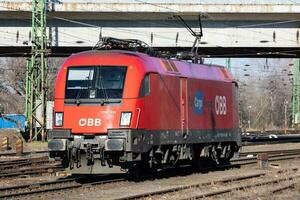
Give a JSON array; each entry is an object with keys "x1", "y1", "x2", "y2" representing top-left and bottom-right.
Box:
[
  {"x1": 48, "y1": 128, "x2": 241, "y2": 173},
  {"x1": 108, "y1": 128, "x2": 241, "y2": 153}
]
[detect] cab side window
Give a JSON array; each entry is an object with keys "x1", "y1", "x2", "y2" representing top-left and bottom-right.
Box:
[{"x1": 139, "y1": 74, "x2": 150, "y2": 97}]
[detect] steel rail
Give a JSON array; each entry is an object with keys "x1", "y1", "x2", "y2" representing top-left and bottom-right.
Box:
[
  {"x1": 239, "y1": 149, "x2": 300, "y2": 157},
  {"x1": 0, "y1": 165, "x2": 63, "y2": 178},
  {"x1": 0, "y1": 157, "x2": 50, "y2": 169},
  {"x1": 1, "y1": 148, "x2": 299, "y2": 198},
  {"x1": 114, "y1": 150, "x2": 300, "y2": 200},
  {"x1": 115, "y1": 172, "x2": 267, "y2": 200},
  {"x1": 266, "y1": 183, "x2": 295, "y2": 194},
  {"x1": 0, "y1": 160, "x2": 58, "y2": 171},
  {"x1": 178, "y1": 173, "x2": 300, "y2": 200},
  {"x1": 116, "y1": 168, "x2": 300, "y2": 200},
  {"x1": 0, "y1": 175, "x2": 126, "y2": 198},
  {"x1": 232, "y1": 152, "x2": 300, "y2": 165},
  {"x1": 0, "y1": 182, "x2": 82, "y2": 198},
  {"x1": 0, "y1": 156, "x2": 49, "y2": 164},
  {"x1": 0, "y1": 150, "x2": 49, "y2": 157},
  {"x1": 0, "y1": 156, "x2": 62, "y2": 179}
]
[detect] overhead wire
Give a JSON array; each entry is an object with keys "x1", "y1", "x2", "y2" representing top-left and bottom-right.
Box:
[
  {"x1": 197, "y1": 0, "x2": 300, "y2": 44},
  {"x1": 76, "y1": 3, "x2": 259, "y2": 44},
  {"x1": 0, "y1": 2, "x2": 299, "y2": 57},
  {"x1": 1, "y1": 1, "x2": 299, "y2": 44},
  {"x1": 0, "y1": 1, "x2": 295, "y2": 112},
  {"x1": 236, "y1": 19, "x2": 300, "y2": 28},
  {"x1": 134, "y1": 0, "x2": 300, "y2": 45},
  {"x1": 50, "y1": 15, "x2": 195, "y2": 44},
  {"x1": 4, "y1": 1, "x2": 194, "y2": 46},
  {"x1": 0, "y1": 5, "x2": 95, "y2": 45},
  {"x1": 0, "y1": 1, "x2": 276, "y2": 48},
  {"x1": 75, "y1": 3, "x2": 196, "y2": 43}
]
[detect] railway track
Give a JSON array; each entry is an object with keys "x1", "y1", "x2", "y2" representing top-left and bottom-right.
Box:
[
  {"x1": 116, "y1": 168, "x2": 299, "y2": 200},
  {"x1": 0, "y1": 156, "x2": 62, "y2": 178},
  {"x1": 0, "y1": 174, "x2": 126, "y2": 198},
  {"x1": 0, "y1": 156, "x2": 50, "y2": 168},
  {"x1": 0, "y1": 150, "x2": 48, "y2": 157},
  {"x1": 233, "y1": 150, "x2": 300, "y2": 165},
  {"x1": 0, "y1": 148, "x2": 299, "y2": 198},
  {"x1": 115, "y1": 150, "x2": 300, "y2": 199},
  {"x1": 239, "y1": 149, "x2": 300, "y2": 157},
  {"x1": 0, "y1": 165, "x2": 63, "y2": 179},
  {"x1": 178, "y1": 171, "x2": 300, "y2": 200}
]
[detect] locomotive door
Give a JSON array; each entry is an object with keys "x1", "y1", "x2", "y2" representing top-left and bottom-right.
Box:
[{"x1": 180, "y1": 78, "x2": 188, "y2": 136}]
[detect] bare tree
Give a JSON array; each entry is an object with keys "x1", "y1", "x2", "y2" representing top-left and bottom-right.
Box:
[
  {"x1": 47, "y1": 57, "x2": 65, "y2": 100},
  {"x1": 0, "y1": 57, "x2": 65, "y2": 114}
]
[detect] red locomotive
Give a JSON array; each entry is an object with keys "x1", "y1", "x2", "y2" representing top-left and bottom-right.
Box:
[{"x1": 48, "y1": 49, "x2": 241, "y2": 173}]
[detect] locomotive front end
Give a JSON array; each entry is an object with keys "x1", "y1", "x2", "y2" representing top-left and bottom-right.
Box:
[{"x1": 48, "y1": 51, "x2": 147, "y2": 172}]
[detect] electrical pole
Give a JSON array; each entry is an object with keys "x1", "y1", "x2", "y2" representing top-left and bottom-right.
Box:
[
  {"x1": 284, "y1": 100, "x2": 288, "y2": 134},
  {"x1": 25, "y1": 0, "x2": 48, "y2": 141},
  {"x1": 248, "y1": 105, "x2": 252, "y2": 130},
  {"x1": 270, "y1": 94, "x2": 273, "y2": 128},
  {"x1": 292, "y1": 59, "x2": 300, "y2": 127},
  {"x1": 226, "y1": 58, "x2": 231, "y2": 71}
]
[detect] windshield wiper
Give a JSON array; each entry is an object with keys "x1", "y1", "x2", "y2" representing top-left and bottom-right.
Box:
[
  {"x1": 98, "y1": 68, "x2": 110, "y2": 103},
  {"x1": 100, "y1": 99, "x2": 121, "y2": 106},
  {"x1": 75, "y1": 70, "x2": 92, "y2": 106}
]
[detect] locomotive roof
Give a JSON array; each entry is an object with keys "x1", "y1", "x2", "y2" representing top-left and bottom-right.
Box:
[{"x1": 68, "y1": 50, "x2": 234, "y2": 82}]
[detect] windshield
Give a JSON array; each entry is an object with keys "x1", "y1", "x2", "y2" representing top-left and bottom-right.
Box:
[{"x1": 65, "y1": 66, "x2": 127, "y2": 100}]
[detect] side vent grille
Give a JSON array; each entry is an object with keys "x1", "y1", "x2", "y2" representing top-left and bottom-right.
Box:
[
  {"x1": 169, "y1": 61, "x2": 179, "y2": 72},
  {"x1": 161, "y1": 60, "x2": 173, "y2": 71},
  {"x1": 161, "y1": 60, "x2": 180, "y2": 74}
]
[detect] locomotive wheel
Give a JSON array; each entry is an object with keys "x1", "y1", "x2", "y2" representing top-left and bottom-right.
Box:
[
  {"x1": 210, "y1": 145, "x2": 221, "y2": 165},
  {"x1": 169, "y1": 153, "x2": 180, "y2": 166}
]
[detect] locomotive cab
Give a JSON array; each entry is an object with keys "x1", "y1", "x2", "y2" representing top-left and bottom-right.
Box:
[{"x1": 48, "y1": 51, "x2": 152, "y2": 172}]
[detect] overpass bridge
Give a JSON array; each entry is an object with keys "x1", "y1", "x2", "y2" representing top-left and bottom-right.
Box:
[{"x1": 0, "y1": 0, "x2": 300, "y2": 57}]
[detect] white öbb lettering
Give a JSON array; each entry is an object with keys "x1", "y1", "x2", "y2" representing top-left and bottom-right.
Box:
[
  {"x1": 79, "y1": 118, "x2": 101, "y2": 127},
  {"x1": 215, "y1": 96, "x2": 227, "y2": 115}
]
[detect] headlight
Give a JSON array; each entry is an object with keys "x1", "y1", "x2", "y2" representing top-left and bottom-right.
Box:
[
  {"x1": 120, "y1": 112, "x2": 132, "y2": 126},
  {"x1": 55, "y1": 112, "x2": 63, "y2": 127}
]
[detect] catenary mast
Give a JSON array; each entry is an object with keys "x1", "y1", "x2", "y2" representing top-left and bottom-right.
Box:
[{"x1": 25, "y1": 0, "x2": 48, "y2": 141}]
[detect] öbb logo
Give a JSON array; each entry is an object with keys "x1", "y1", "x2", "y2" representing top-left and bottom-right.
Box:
[
  {"x1": 215, "y1": 96, "x2": 227, "y2": 115},
  {"x1": 194, "y1": 91, "x2": 203, "y2": 115},
  {"x1": 79, "y1": 118, "x2": 101, "y2": 127}
]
